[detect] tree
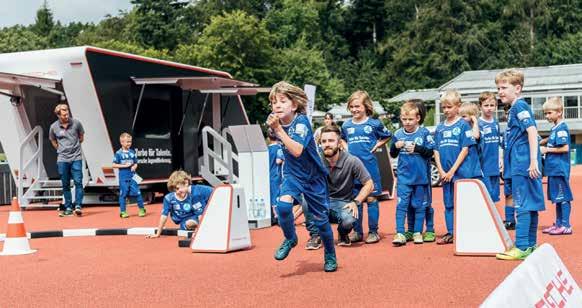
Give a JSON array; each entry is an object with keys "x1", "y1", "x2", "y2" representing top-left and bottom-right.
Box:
[
  {"x1": 130, "y1": 0, "x2": 186, "y2": 50},
  {"x1": 0, "y1": 26, "x2": 48, "y2": 53},
  {"x1": 31, "y1": 0, "x2": 54, "y2": 37},
  {"x1": 264, "y1": 0, "x2": 321, "y2": 49}
]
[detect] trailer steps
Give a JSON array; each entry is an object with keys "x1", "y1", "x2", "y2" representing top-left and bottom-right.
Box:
[{"x1": 21, "y1": 179, "x2": 66, "y2": 210}]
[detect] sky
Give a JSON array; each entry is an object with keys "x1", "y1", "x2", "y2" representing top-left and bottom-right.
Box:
[{"x1": 0, "y1": 0, "x2": 134, "y2": 28}]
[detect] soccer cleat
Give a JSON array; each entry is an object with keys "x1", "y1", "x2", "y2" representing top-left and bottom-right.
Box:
[
  {"x1": 348, "y1": 232, "x2": 363, "y2": 243},
  {"x1": 504, "y1": 221, "x2": 516, "y2": 230},
  {"x1": 392, "y1": 233, "x2": 406, "y2": 246},
  {"x1": 305, "y1": 235, "x2": 322, "y2": 250},
  {"x1": 274, "y1": 238, "x2": 298, "y2": 261},
  {"x1": 404, "y1": 231, "x2": 414, "y2": 242},
  {"x1": 120, "y1": 211, "x2": 129, "y2": 218},
  {"x1": 74, "y1": 206, "x2": 83, "y2": 217},
  {"x1": 138, "y1": 208, "x2": 147, "y2": 217},
  {"x1": 423, "y1": 231, "x2": 436, "y2": 242},
  {"x1": 337, "y1": 234, "x2": 351, "y2": 247},
  {"x1": 413, "y1": 232, "x2": 423, "y2": 244},
  {"x1": 59, "y1": 208, "x2": 73, "y2": 217},
  {"x1": 496, "y1": 247, "x2": 529, "y2": 260},
  {"x1": 324, "y1": 253, "x2": 338, "y2": 272},
  {"x1": 549, "y1": 226, "x2": 573, "y2": 235},
  {"x1": 542, "y1": 224, "x2": 557, "y2": 234},
  {"x1": 365, "y1": 232, "x2": 381, "y2": 244}
]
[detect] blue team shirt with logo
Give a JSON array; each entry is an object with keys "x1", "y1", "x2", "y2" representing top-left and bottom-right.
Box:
[
  {"x1": 478, "y1": 118, "x2": 501, "y2": 176},
  {"x1": 545, "y1": 121, "x2": 571, "y2": 178},
  {"x1": 268, "y1": 143, "x2": 284, "y2": 204},
  {"x1": 392, "y1": 127, "x2": 435, "y2": 185},
  {"x1": 281, "y1": 114, "x2": 327, "y2": 182},
  {"x1": 435, "y1": 118, "x2": 482, "y2": 179},
  {"x1": 341, "y1": 117, "x2": 391, "y2": 189},
  {"x1": 113, "y1": 148, "x2": 138, "y2": 180},
  {"x1": 506, "y1": 99, "x2": 542, "y2": 177},
  {"x1": 162, "y1": 185, "x2": 213, "y2": 224}
]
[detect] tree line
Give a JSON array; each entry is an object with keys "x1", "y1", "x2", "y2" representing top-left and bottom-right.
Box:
[{"x1": 1, "y1": 0, "x2": 581, "y2": 124}]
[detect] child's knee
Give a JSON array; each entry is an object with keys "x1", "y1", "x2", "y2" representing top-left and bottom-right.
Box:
[{"x1": 185, "y1": 219, "x2": 198, "y2": 230}]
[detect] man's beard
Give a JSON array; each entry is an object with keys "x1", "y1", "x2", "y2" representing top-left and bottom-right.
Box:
[{"x1": 323, "y1": 146, "x2": 339, "y2": 158}]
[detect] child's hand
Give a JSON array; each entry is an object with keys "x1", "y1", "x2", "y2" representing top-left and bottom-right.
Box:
[
  {"x1": 528, "y1": 160, "x2": 541, "y2": 179},
  {"x1": 130, "y1": 164, "x2": 137, "y2": 172},
  {"x1": 146, "y1": 234, "x2": 160, "y2": 239},
  {"x1": 471, "y1": 115, "x2": 478, "y2": 125},
  {"x1": 125, "y1": 162, "x2": 133, "y2": 168},
  {"x1": 442, "y1": 171, "x2": 453, "y2": 183},
  {"x1": 404, "y1": 143, "x2": 415, "y2": 153},
  {"x1": 266, "y1": 113, "x2": 281, "y2": 130},
  {"x1": 395, "y1": 141, "x2": 405, "y2": 149},
  {"x1": 540, "y1": 146, "x2": 548, "y2": 154}
]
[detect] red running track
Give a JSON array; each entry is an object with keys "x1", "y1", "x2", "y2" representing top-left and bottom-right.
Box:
[{"x1": 0, "y1": 168, "x2": 581, "y2": 307}]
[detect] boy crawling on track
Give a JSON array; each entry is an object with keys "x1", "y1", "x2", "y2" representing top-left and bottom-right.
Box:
[{"x1": 147, "y1": 170, "x2": 213, "y2": 238}]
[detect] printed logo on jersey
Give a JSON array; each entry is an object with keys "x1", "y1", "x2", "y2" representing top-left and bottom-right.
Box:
[
  {"x1": 364, "y1": 125, "x2": 373, "y2": 134},
  {"x1": 347, "y1": 127, "x2": 355, "y2": 135},
  {"x1": 483, "y1": 127, "x2": 492, "y2": 135},
  {"x1": 183, "y1": 203, "x2": 192, "y2": 211},
  {"x1": 193, "y1": 202, "x2": 202, "y2": 210},
  {"x1": 173, "y1": 202, "x2": 181, "y2": 211},
  {"x1": 452, "y1": 127, "x2": 461, "y2": 136},
  {"x1": 465, "y1": 130, "x2": 472, "y2": 138},
  {"x1": 557, "y1": 130, "x2": 568, "y2": 138},
  {"x1": 414, "y1": 137, "x2": 423, "y2": 145},
  {"x1": 295, "y1": 123, "x2": 307, "y2": 138},
  {"x1": 427, "y1": 135, "x2": 434, "y2": 143},
  {"x1": 517, "y1": 110, "x2": 530, "y2": 120},
  {"x1": 443, "y1": 130, "x2": 452, "y2": 138}
]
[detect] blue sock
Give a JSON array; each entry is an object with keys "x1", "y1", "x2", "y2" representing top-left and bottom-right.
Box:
[
  {"x1": 445, "y1": 207, "x2": 454, "y2": 234},
  {"x1": 413, "y1": 207, "x2": 426, "y2": 233},
  {"x1": 367, "y1": 200, "x2": 380, "y2": 233},
  {"x1": 529, "y1": 211, "x2": 539, "y2": 248},
  {"x1": 425, "y1": 206, "x2": 434, "y2": 232},
  {"x1": 354, "y1": 204, "x2": 364, "y2": 235},
  {"x1": 395, "y1": 201, "x2": 408, "y2": 234},
  {"x1": 275, "y1": 200, "x2": 297, "y2": 241},
  {"x1": 560, "y1": 202, "x2": 571, "y2": 228},
  {"x1": 515, "y1": 210, "x2": 530, "y2": 250},
  {"x1": 314, "y1": 219, "x2": 336, "y2": 255},
  {"x1": 505, "y1": 206, "x2": 515, "y2": 224},
  {"x1": 556, "y1": 202, "x2": 563, "y2": 227},
  {"x1": 407, "y1": 206, "x2": 415, "y2": 232}
]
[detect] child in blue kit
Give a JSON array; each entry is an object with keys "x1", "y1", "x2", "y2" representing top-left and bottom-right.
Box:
[
  {"x1": 267, "y1": 129, "x2": 285, "y2": 225},
  {"x1": 147, "y1": 170, "x2": 213, "y2": 238},
  {"x1": 390, "y1": 101, "x2": 434, "y2": 246},
  {"x1": 495, "y1": 69, "x2": 545, "y2": 261},
  {"x1": 478, "y1": 92, "x2": 502, "y2": 203},
  {"x1": 112, "y1": 132, "x2": 146, "y2": 218},
  {"x1": 434, "y1": 91, "x2": 482, "y2": 245},
  {"x1": 541, "y1": 97, "x2": 573, "y2": 235},
  {"x1": 266, "y1": 81, "x2": 337, "y2": 272},
  {"x1": 341, "y1": 90, "x2": 391, "y2": 244},
  {"x1": 501, "y1": 103, "x2": 516, "y2": 230}
]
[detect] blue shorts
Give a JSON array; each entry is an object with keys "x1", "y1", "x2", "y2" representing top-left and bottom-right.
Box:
[
  {"x1": 503, "y1": 177, "x2": 512, "y2": 197},
  {"x1": 547, "y1": 176, "x2": 573, "y2": 203},
  {"x1": 280, "y1": 175, "x2": 330, "y2": 221},
  {"x1": 482, "y1": 176, "x2": 500, "y2": 202},
  {"x1": 178, "y1": 215, "x2": 199, "y2": 230},
  {"x1": 397, "y1": 184, "x2": 429, "y2": 209},
  {"x1": 512, "y1": 175, "x2": 545, "y2": 212}
]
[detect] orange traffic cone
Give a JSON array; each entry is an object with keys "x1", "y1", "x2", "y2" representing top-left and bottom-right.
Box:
[{"x1": 0, "y1": 197, "x2": 36, "y2": 256}]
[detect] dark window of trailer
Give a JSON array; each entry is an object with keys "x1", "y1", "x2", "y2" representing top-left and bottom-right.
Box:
[{"x1": 133, "y1": 85, "x2": 172, "y2": 139}]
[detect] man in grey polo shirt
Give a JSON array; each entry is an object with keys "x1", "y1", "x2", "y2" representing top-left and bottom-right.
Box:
[
  {"x1": 49, "y1": 104, "x2": 85, "y2": 217},
  {"x1": 308, "y1": 125, "x2": 374, "y2": 246}
]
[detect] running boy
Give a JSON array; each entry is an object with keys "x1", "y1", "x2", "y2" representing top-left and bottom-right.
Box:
[
  {"x1": 268, "y1": 129, "x2": 285, "y2": 225},
  {"x1": 478, "y1": 92, "x2": 502, "y2": 203},
  {"x1": 434, "y1": 91, "x2": 482, "y2": 245},
  {"x1": 147, "y1": 170, "x2": 212, "y2": 238},
  {"x1": 540, "y1": 97, "x2": 573, "y2": 235},
  {"x1": 112, "y1": 132, "x2": 146, "y2": 218},
  {"x1": 266, "y1": 81, "x2": 337, "y2": 272},
  {"x1": 495, "y1": 69, "x2": 545, "y2": 260},
  {"x1": 341, "y1": 90, "x2": 391, "y2": 244},
  {"x1": 391, "y1": 101, "x2": 434, "y2": 246}
]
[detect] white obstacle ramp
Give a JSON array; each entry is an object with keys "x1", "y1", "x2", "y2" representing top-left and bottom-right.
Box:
[
  {"x1": 191, "y1": 184, "x2": 252, "y2": 253},
  {"x1": 455, "y1": 179, "x2": 513, "y2": 255}
]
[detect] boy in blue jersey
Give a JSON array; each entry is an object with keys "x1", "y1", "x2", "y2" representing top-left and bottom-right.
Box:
[
  {"x1": 495, "y1": 69, "x2": 545, "y2": 261},
  {"x1": 341, "y1": 90, "x2": 391, "y2": 244},
  {"x1": 501, "y1": 103, "x2": 516, "y2": 230},
  {"x1": 267, "y1": 129, "x2": 285, "y2": 225},
  {"x1": 112, "y1": 133, "x2": 146, "y2": 218},
  {"x1": 434, "y1": 91, "x2": 482, "y2": 245},
  {"x1": 391, "y1": 102, "x2": 435, "y2": 246},
  {"x1": 147, "y1": 170, "x2": 213, "y2": 238},
  {"x1": 266, "y1": 81, "x2": 337, "y2": 272},
  {"x1": 540, "y1": 97, "x2": 573, "y2": 235},
  {"x1": 478, "y1": 92, "x2": 502, "y2": 203}
]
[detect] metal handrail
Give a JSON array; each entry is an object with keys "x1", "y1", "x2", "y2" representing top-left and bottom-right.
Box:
[
  {"x1": 19, "y1": 126, "x2": 43, "y2": 204},
  {"x1": 201, "y1": 126, "x2": 236, "y2": 186}
]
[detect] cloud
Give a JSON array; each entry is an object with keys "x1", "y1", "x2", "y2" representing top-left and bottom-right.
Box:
[{"x1": 0, "y1": 0, "x2": 133, "y2": 28}]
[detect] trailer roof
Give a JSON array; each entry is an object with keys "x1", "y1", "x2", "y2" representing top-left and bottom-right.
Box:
[
  {"x1": 131, "y1": 76, "x2": 271, "y2": 96},
  {"x1": 0, "y1": 72, "x2": 60, "y2": 90}
]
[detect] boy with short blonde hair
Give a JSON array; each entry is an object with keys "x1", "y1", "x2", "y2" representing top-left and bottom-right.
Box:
[
  {"x1": 540, "y1": 97, "x2": 573, "y2": 235},
  {"x1": 495, "y1": 69, "x2": 545, "y2": 260},
  {"x1": 112, "y1": 132, "x2": 146, "y2": 218},
  {"x1": 477, "y1": 92, "x2": 502, "y2": 205}
]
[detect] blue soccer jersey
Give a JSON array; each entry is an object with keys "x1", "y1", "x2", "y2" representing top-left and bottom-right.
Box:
[
  {"x1": 281, "y1": 114, "x2": 327, "y2": 182},
  {"x1": 506, "y1": 99, "x2": 542, "y2": 177},
  {"x1": 162, "y1": 184, "x2": 213, "y2": 225},
  {"x1": 435, "y1": 118, "x2": 481, "y2": 179},
  {"x1": 113, "y1": 148, "x2": 138, "y2": 180},
  {"x1": 478, "y1": 118, "x2": 501, "y2": 176},
  {"x1": 392, "y1": 126, "x2": 435, "y2": 185},
  {"x1": 342, "y1": 117, "x2": 391, "y2": 193},
  {"x1": 545, "y1": 121, "x2": 571, "y2": 177},
  {"x1": 268, "y1": 143, "x2": 284, "y2": 205}
]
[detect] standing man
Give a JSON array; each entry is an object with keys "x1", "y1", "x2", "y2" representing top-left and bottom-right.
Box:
[{"x1": 49, "y1": 104, "x2": 85, "y2": 217}]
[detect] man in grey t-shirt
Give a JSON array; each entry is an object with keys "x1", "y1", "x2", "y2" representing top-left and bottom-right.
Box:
[
  {"x1": 49, "y1": 104, "x2": 85, "y2": 216},
  {"x1": 303, "y1": 125, "x2": 374, "y2": 247}
]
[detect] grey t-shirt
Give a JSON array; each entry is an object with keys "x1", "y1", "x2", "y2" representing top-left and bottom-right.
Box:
[
  {"x1": 322, "y1": 150, "x2": 371, "y2": 201},
  {"x1": 49, "y1": 118, "x2": 85, "y2": 162}
]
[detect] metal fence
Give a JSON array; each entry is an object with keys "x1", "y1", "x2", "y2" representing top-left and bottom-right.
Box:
[{"x1": 0, "y1": 163, "x2": 16, "y2": 205}]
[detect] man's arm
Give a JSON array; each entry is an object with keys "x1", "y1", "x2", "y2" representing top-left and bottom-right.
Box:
[
  {"x1": 50, "y1": 139, "x2": 58, "y2": 150},
  {"x1": 79, "y1": 133, "x2": 84, "y2": 143},
  {"x1": 354, "y1": 179, "x2": 373, "y2": 204}
]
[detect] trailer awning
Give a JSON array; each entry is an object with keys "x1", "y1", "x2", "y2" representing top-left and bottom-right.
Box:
[
  {"x1": 130, "y1": 76, "x2": 270, "y2": 95},
  {"x1": 0, "y1": 72, "x2": 61, "y2": 90}
]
